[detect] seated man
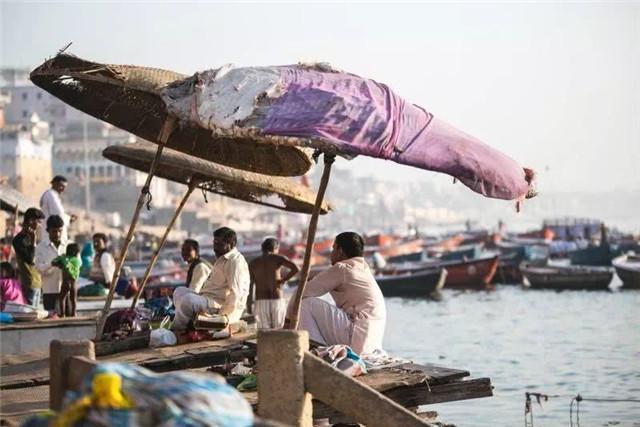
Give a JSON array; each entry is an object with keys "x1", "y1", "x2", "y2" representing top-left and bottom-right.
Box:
[
  {"x1": 182, "y1": 239, "x2": 212, "y2": 293},
  {"x1": 292, "y1": 232, "x2": 386, "y2": 355},
  {"x1": 172, "y1": 227, "x2": 250, "y2": 338}
]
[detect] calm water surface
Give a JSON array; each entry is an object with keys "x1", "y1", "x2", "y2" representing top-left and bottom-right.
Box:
[{"x1": 383, "y1": 281, "x2": 640, "y2": 427}]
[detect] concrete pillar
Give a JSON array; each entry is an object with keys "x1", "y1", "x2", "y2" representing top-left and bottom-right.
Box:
[
  {"x1": 49, "y1": 339, "x2": 95, "y2": 411},
  {"x1": 257, "y1": 330, "x2": 312, "y2": 427}
]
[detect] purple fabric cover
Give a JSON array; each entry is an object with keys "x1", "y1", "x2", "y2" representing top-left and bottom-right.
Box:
[{"x1": 259, "y1": 67, "x2": 531, "y2": 201}]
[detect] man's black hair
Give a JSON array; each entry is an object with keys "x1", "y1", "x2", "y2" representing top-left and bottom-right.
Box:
[
  {"x1": 46, "y1": 215, "x2": 65, "y2": 231},
  {"x1": 51, "y1": 175, "x2": 67, "y2": 184},
  {"x1": 183, "y1": 238, "x2": 200, "y2": 253},
  {"x1": 93, "y1": 233, "x2": 108, "y2": 243},
  {"x1": 261, "y1": 237, "x2": 279, "y2": 253},
  {"x1": 66, "y1": 243, "x2": 80, "y2": 257},
  {"x1": 213, "y1": 227, "x2": 237, "y2": 247},
  {"x1": 0, "y1": 262, "x2": 15, "y2": 278},
  {"x1": 334, "y1": 231, "x2": 365, "y2": 258},
  {"x1": 23, "y1": 207, "x2": 45, "y2": 223}
]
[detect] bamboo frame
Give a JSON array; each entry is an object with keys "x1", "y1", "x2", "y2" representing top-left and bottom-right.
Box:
[
  {"x1": 95, "y1": 116, "x2": 177, "y2": 340},
  {"x1": 130, "y1": 178, "x2": 198, "y2": 308},
  {"x1": 286, "y1": 154, "x2": 335, "y2": 330}
]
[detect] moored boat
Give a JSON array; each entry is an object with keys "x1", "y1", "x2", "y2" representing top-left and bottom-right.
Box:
[
  {"x1": 612, "y1": 254, "x2": 640, "y2": 289},
  {"x1": 429, "y1": 243, "x2": 483, "y2": 262},
  {"x1": 521, "y1": 264, "x2": 614, "y2": 290},
  {"x1": 435, "y1": 256, "x2": 499, "y2": 290},
  {"x1": 375, "y1": 268, "x2": 447, "y2": 298}
]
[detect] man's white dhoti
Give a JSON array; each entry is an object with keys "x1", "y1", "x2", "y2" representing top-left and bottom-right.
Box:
[
  {"x1": 171, "y1": 287, "x2": 212, "y2": 330},
  {"x1": 293, "y1": 257, "x2": 386, "y2": 355},
  {"x1": 254, "y1": 298, "x2": 287, "y2": 329},
  {"x1": 299, "y1": 297, "x2": 353, "y2": 347}
]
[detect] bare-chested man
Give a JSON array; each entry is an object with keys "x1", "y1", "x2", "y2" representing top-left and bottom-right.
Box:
[{"x1": 249, "y1": 238, "x2": 299, "y2": 329}]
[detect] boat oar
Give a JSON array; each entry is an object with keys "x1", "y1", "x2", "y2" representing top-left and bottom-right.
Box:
[
  {"x1": 286, "y1": 153, "x2": 335, "y2": 330},
  {"x1": 95, "y1": 116, "x2": 177, "y2": 341},
  {"x1": 129, "y1": 177, "x2": 199, "y2": 309}
]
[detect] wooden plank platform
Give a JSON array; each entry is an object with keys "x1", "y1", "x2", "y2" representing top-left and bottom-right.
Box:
[
  {"x1": 1, "y1": 332, "x2": 256, "y2": 390},
  {"x1": 240, "y1": 362, "x2": 492, "y2": 422},
  {"x1": 1, "y1": 334, "x2": 493, "y2": 425}
]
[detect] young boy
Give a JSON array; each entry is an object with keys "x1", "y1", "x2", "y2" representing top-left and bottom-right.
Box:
[{"x1": 52, "y1": 243, "x2": 81, "y2": 317}]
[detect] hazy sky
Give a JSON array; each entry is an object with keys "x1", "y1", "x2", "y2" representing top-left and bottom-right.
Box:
[{"x1": 2, "y1": 2, "x2": 639, "y2": 195}]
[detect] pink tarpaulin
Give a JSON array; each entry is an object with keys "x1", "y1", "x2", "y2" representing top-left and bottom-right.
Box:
[{"x1": 162, "y1": 64, "x2": 535, "y2": 202}]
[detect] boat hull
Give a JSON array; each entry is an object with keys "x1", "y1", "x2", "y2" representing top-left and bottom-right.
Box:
[
  {"x1": 522, "y1": 265, "x2": 613, "y2": 290},
  {"x1": 439, "y1": 256, "x2": 499, "y2": 290},
  {"x1": 612, "y1": 255, "x2": 640, "y2": 289},
  {"x1": 376, "y1": 268, "x2": 446, "y2": 298}
]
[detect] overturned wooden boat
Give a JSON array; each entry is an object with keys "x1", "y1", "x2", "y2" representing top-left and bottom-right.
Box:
[
  {"x1": 612, "y1": 254, "x2": 640, "y2": 289},
  {"x1": 30, "y1": 54, "x2": 313, "y2": 176},
  {"x1": 521, "y1": 264, "x2": 614, "y2": 290},
  {"x1": 103, "y1": 142, "x2": 331, "y2": 214},
  {"x1": 376, "y1": 268, "x2": 447, "y2": 298}
]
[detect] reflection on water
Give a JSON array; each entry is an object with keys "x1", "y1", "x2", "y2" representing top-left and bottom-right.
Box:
[{"x1": 383, "y1": 281, "x2": 640, "y2": 427}]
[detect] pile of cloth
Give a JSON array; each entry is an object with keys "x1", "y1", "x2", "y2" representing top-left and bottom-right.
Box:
[
  {"x1": 22, "y1": 362, "x2": 254, "y2": 427},
  {"x1": 311, "y1": 345, "x2": 367, "y2": 377}
]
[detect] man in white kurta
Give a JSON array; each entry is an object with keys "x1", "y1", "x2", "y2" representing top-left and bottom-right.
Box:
[
  {"x1": 39, "y1": 176, "x2": 73, "y2": 242},
  {"x1": 293, "y1": 232, "x2": 386, "y2": 355},
  {"x1": 172, "y1": 227, "x2": 250, "y2": 336}
]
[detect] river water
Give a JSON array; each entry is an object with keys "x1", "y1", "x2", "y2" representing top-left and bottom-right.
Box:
[{"x1": 383, "y1": 280, "x2": 640, "y2": 427}]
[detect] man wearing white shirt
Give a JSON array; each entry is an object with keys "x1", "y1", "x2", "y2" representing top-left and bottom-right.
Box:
[
  {"x1": 39, "y1": 176, "x2": 76, "y2": 242},
  {"x1": 172, "y1": 227, "x2": 250, "y2": 338},
  {"x1": 89, "y1": 233, "x2": 116, "y2": 288},
  {"x1": 35, "y1": 215, "x2": 66, "y2": 312}
]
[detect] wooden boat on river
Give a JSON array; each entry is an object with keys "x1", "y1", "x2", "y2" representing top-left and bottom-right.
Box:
[
  {"x1": 439, "y1": 255, "x2": 499, "y2": 290},
  {"x1": 521, "y1": 264, "x2": 614, "y2": 290},
  {"x1": 612, "y1": 254, "x2": 640, "y2": 289},
  {"x1": 375, "y1": 268, "x2": 446, "y2": 298}
]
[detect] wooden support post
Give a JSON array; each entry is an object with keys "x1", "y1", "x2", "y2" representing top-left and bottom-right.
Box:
[
  {"x1": 95, "y1": 116, "x2": 176, "y2": 340},
  {"x1": 130, "y1": 179, "x2": 198, "y2": 308},
  {"x1": 49, "y1": 340, "x2": 95, "y2": 411},
  {"x1": 257, "y1": 330, "x2": 312, "y2": 427},
  {"x1": 286, "y1": 154, "x2": 334, "y2": 329},
  {"x1": 303, "y1": 352, "x2": 430, "y2": 427}
]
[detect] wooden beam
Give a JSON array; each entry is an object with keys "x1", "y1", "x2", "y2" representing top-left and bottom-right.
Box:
[
  {"x1": 286, "y1": 154, "x2": 334, "y2": 329},
  {"x1": 49, "y1": 340, "x2": 95, "y2": 411},
  {"x1": 67, "y1": 356, "x2": 98, "y2": 392},
  {"x1": 95, "y1": 116, "x2": 177, "y2": 340},
  {"x1": 258, "y1": 330, "x2": 312, "y2": 427},
  {"x1": 311, "y1": 378, "x2": 492, "y2": 421},
  {"x1": 130, "y1": 179, "x2": 198, "y2": 308},
  {"x1": 303, "y1": 351, "x2": 431, "y2": 427},
  {"x1": 389, "y1": 378, "x2": 494, "y2": 405}
]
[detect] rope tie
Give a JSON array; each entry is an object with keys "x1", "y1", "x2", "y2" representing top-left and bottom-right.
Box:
[
  {"x1": 142, "y1": 186, "x2": 152, "y2": 210},
  {"x1": 523, "y1": 390, "x2": 640, "y2": 427}
]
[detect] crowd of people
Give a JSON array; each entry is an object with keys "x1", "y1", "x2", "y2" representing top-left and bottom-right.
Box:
[
  {"x1": 178, "y1": 229, "x2": 386, "y2": 355},
  {"x1": 2, "y1": 175, "x2": 388, "y2": 355},
  {"x1": 1, "y1": 176, "x2": 118, "y2": 318}
]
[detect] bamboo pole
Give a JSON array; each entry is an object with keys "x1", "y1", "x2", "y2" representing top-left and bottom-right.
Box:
[
  {"x1": 286, "y1": 154, "x2": 334, "y2": 330},
  {"x1": 130, "y1": 178, "x2": 198, "y2": 308},
  {"x1": 95, "y1": 116, "x2": 176, "y2": 340}
]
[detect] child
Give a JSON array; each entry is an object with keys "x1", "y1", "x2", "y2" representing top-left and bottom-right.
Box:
[
  {"x1": 52, "y1": 243, "x2": 81, "y2": 317},
  {"x1": 1, "y1": 262, "x2": 27, "y2": 309}
]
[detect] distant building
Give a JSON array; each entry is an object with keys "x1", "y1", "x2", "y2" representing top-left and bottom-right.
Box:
[
  {"x1": 1, "y1": 67, "x2": 173, "y2": 220},
  {"x1": 0, "y1": 114, "x2": 53, "y2": 199}
]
